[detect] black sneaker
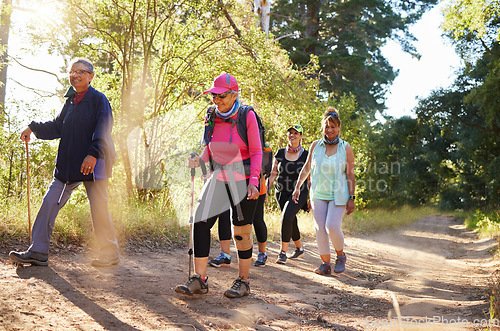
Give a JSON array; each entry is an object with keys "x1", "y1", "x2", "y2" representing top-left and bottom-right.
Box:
[
  {"x1": 254, "y1": 252, "x2": 267, "y2": 267},
  {"x1": 9, "y1": 250, "x2": 48, "y2": 266},
  {"x1": 209, "y1": 252, "x2": 231, "y2": 268},
  {"x1": 224, "y1": 276, "x2": 250, "y2": 298},
  {"x1": 175, "y1": 274, "x2": 209, "y2": 295},
  {"x1": 289, "y1": 248, "x2": 304, "y2": 259},
  {"x1": 275, "y1": 251, "x2": 287, "y2": 264}
]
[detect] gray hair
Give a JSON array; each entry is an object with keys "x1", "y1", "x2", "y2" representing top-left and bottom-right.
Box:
[{"x1": 67, "y1": 57, "x2": 94, "y2": 74}]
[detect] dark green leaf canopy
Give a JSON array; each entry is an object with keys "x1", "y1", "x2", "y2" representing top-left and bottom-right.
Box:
[{"x1": 270, "y1": 0, "x2": 438, "y2": 111}]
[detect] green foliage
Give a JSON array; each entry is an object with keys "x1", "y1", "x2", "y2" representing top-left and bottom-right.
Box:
[
  {"x1": 440, "y1": 0, "x2": 500, "y2": 131},
  {"x1": 39, "y1": 0, "x2": 323, "y2": 196},
  {"x1": 377, "y1": 0, "x2": 500, "y2": 211},
  {"x1": 4, "y1": 0, "x2": 497, "y2": 258},
  {"x1": 0, "y1": 102, "x2": 57, "y2": 203},
  {"x1": 442, "y1": 0, "x2": 500, "y2": 40},
  {"x1": 413, "y1": 74, "x2": 499, "y2": 209},
  {"x1": 463, "y1": 209, "x2": 500, "y2": 236},
  {"x1": 359, "y1": 116, "x2": 443, "y2": 208},
  {"x1": 270, "y1": 0, "x2": 438, "y2": 110}
]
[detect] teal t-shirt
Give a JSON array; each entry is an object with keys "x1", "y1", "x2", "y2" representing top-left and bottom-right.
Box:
[
  {"x1": 310, "y1": 138, "x2": 349, "y2": 205},
  {"x1": 313, "y1": 154, "x2": 337, "y2": 200}
]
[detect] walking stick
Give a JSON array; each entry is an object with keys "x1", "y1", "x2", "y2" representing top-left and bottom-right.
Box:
[
  {"x1": 188, "y1": 152, "x2": 197, "y2": 280},
  {"x1": 25, "y1": 140, "x2": 32, "y2": 244},
  {"x1": 187, "y1": 152, "x2": 206, "y2": 280}
]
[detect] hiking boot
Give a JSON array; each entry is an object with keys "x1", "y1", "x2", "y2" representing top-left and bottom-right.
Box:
[
  {"x1": 289, "y1": 248, "x2": 304, "y2": 259},
  {"x1": 224, "y1": 276, "x2": 250, "y2": 298},
  {"x1": 254, "y1": 252, "x2": 267, "y2": 267},
  {"x1": 91, "y1": 255, "x2": 119, "y2": 267},
  {"x1": 9, "y1": 250, "x2": 48, "y2": 266},
  {"x1": 275, "y1": 251, "x2": 287, "y2": 264},
  {"x1": 314, "y1": 262, "x2": 332, "y2": 275},
  {"x1": 334, "y1": 253, "x2": 347, "y2": 273},
  {"x1": 175, "y1": 274, "x2": 209, "y2": 295},
  {"x1": 209, "y1": 252, "x2": 231, "y2": 268}
]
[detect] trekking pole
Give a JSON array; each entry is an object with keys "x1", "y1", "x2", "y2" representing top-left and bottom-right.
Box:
[
  {"x1": 187, "y1": 152, "x2": 198, "y2": 280},
  {"x1": 25, "y1": 141, "x2": 32, "y2": 244},
  {"x1": 187, "y1": 152, "x2": 207, "y2": 280}
]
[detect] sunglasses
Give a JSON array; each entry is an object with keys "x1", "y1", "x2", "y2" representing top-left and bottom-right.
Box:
[
  {"x1": 211, "y1": 91, "x2": 236, "y2": 99},
  {"x1": 326, "y1": 112, "x2": 339, "y2": 118}
]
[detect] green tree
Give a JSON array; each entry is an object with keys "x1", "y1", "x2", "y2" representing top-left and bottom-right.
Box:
[
  {"x1": 415, "y1": 83, "x2": 500, "y2": 210},
  {"x1": 23, "y1": 0, "x2": 322, "y2": 197},
  {"x1": 419, "y1": 0, "x2": 500, "y2": 209},
  {"x1": 361, "y1": 0, "x2": 499, "y2": 210},
  {"x1": 361, "y1": 116, "x2": 443, "y2": 208},
  {"x1": 270, "y1": 0, "x2": 438, "y2": 111},
  {"x1": 442, "y1": 0, "x2": 500, "y2": 41}
]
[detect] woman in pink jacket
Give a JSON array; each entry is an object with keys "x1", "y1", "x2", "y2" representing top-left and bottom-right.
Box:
[{"x1": 175, "y1": 73, "x2": 262, "y2": 298}]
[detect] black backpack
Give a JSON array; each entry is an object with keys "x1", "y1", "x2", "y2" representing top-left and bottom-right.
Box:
[{"x1": 201, "y1": 105, "x2": 273, "y2": 177}]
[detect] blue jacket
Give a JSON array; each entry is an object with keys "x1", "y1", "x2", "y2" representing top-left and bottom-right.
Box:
[{"x1": 29, "y1": 86, "x2": 116, "y2": 182}]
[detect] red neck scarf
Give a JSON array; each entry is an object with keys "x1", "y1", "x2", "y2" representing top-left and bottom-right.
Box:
[{"x1": 74, "y1": 88, "x2": 89, "y2": 105}]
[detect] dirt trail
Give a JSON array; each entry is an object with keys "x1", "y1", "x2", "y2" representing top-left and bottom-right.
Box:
[{"x1": 0, "y1": 215, "x2": 497, "y2": 330}]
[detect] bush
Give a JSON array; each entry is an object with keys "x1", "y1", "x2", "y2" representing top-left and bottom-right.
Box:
[{"x1": 463, "y1": 209, "x2": 500, "y2": 237}]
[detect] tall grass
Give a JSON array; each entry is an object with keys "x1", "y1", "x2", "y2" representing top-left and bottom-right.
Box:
[
  {"x1": 195, "y1": 205, "x2": 440, "y2": 244},
  {"x1": 0, "y1": 198, "x2": 30, "y2": 242},
  {"x1": 341, "y1": 205, "x2": 440, "y2": 235},
  {"x1": 1, "y1": 188, "x2": 441, "y2": 250},
  {"x1": 0, "y1": 185, "x2": 187, "y2": 249}
]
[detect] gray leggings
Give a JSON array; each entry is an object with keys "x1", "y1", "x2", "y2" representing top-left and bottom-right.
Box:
[
  {"x1": 30, "y1": 178, "x2": 118, "y2": 256},
  {"x1": 311, "y1": 199, "x2": 346, "y2": 255}
]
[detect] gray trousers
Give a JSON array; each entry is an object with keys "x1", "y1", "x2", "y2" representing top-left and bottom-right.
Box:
[{"x1": 29, "y1": 178, "x2": 119, "y2": 257}]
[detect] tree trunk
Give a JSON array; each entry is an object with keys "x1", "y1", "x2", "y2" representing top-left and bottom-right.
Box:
[
  {"x1": 254, "y1": 0, "x2": 271, "y2": 34},
  {"x1": 303, "y1": 0, "x2": 320, "y2": 55},
  {"x1": 119, "y1": 77, "x2": 135, "y2": 196},
  {"x1": 0, "y1": 0, "x2": 12, "y2": 126}
]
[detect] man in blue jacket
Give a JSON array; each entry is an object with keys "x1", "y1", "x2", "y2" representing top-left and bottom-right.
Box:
[{"x1": 9, "y1": 58, "x2": 119, "y2": 267}]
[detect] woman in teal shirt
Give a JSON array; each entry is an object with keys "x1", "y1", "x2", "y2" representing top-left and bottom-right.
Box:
[{"x1": 292, "y1": 108, "x2": 355, "y2": 275}]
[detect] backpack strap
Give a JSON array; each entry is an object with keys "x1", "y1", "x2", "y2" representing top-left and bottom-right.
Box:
[
  {"x1": 201, "y1": 106, "x2": 216, "y2": 146},
  {"x1": 205, "y1": 105, "x2": 254, "y2": 146},
  {"x1": 236, "y1": 105, "x2": 253, "y2": 146}
]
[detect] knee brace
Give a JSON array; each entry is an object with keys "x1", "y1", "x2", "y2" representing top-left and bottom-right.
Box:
[{"x1": 233, "y1": 224, "x2": 253, "y2": 251}]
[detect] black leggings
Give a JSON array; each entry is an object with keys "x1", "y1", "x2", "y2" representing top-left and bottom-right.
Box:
[
  {"x1": 211, "y1": 191, "x2": 267, "y2": 244},
  {"x1": 208, "y1": 209, "x2": 232, "y2": 241},
  {"x1": 253, "y1": 193, "x2": 267, "y2": 243},
  {"x1": 276, "y1": 189, "x2": 308, "y2": 243},
  {"x1": 194, "y1": 179, "x2": 257, "y2": 259}
]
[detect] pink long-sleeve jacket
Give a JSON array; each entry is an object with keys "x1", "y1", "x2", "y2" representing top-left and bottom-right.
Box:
[{"x1": 201, "y1": 109, "x2": 262, "y2": 187}]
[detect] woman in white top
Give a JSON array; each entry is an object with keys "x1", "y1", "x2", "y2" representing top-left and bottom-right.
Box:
[{"x1": 292, "y1": 107, "x2": 355, "y2": 275}]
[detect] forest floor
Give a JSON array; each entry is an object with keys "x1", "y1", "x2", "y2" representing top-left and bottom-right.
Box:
[{"x1": 0, "y1": 215, "x2": 498, "y2": 330}]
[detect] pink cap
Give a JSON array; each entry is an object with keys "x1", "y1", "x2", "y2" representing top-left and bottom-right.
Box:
[{"x1": 203, "y1": 73, "x2": 239, "y2": 94}]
